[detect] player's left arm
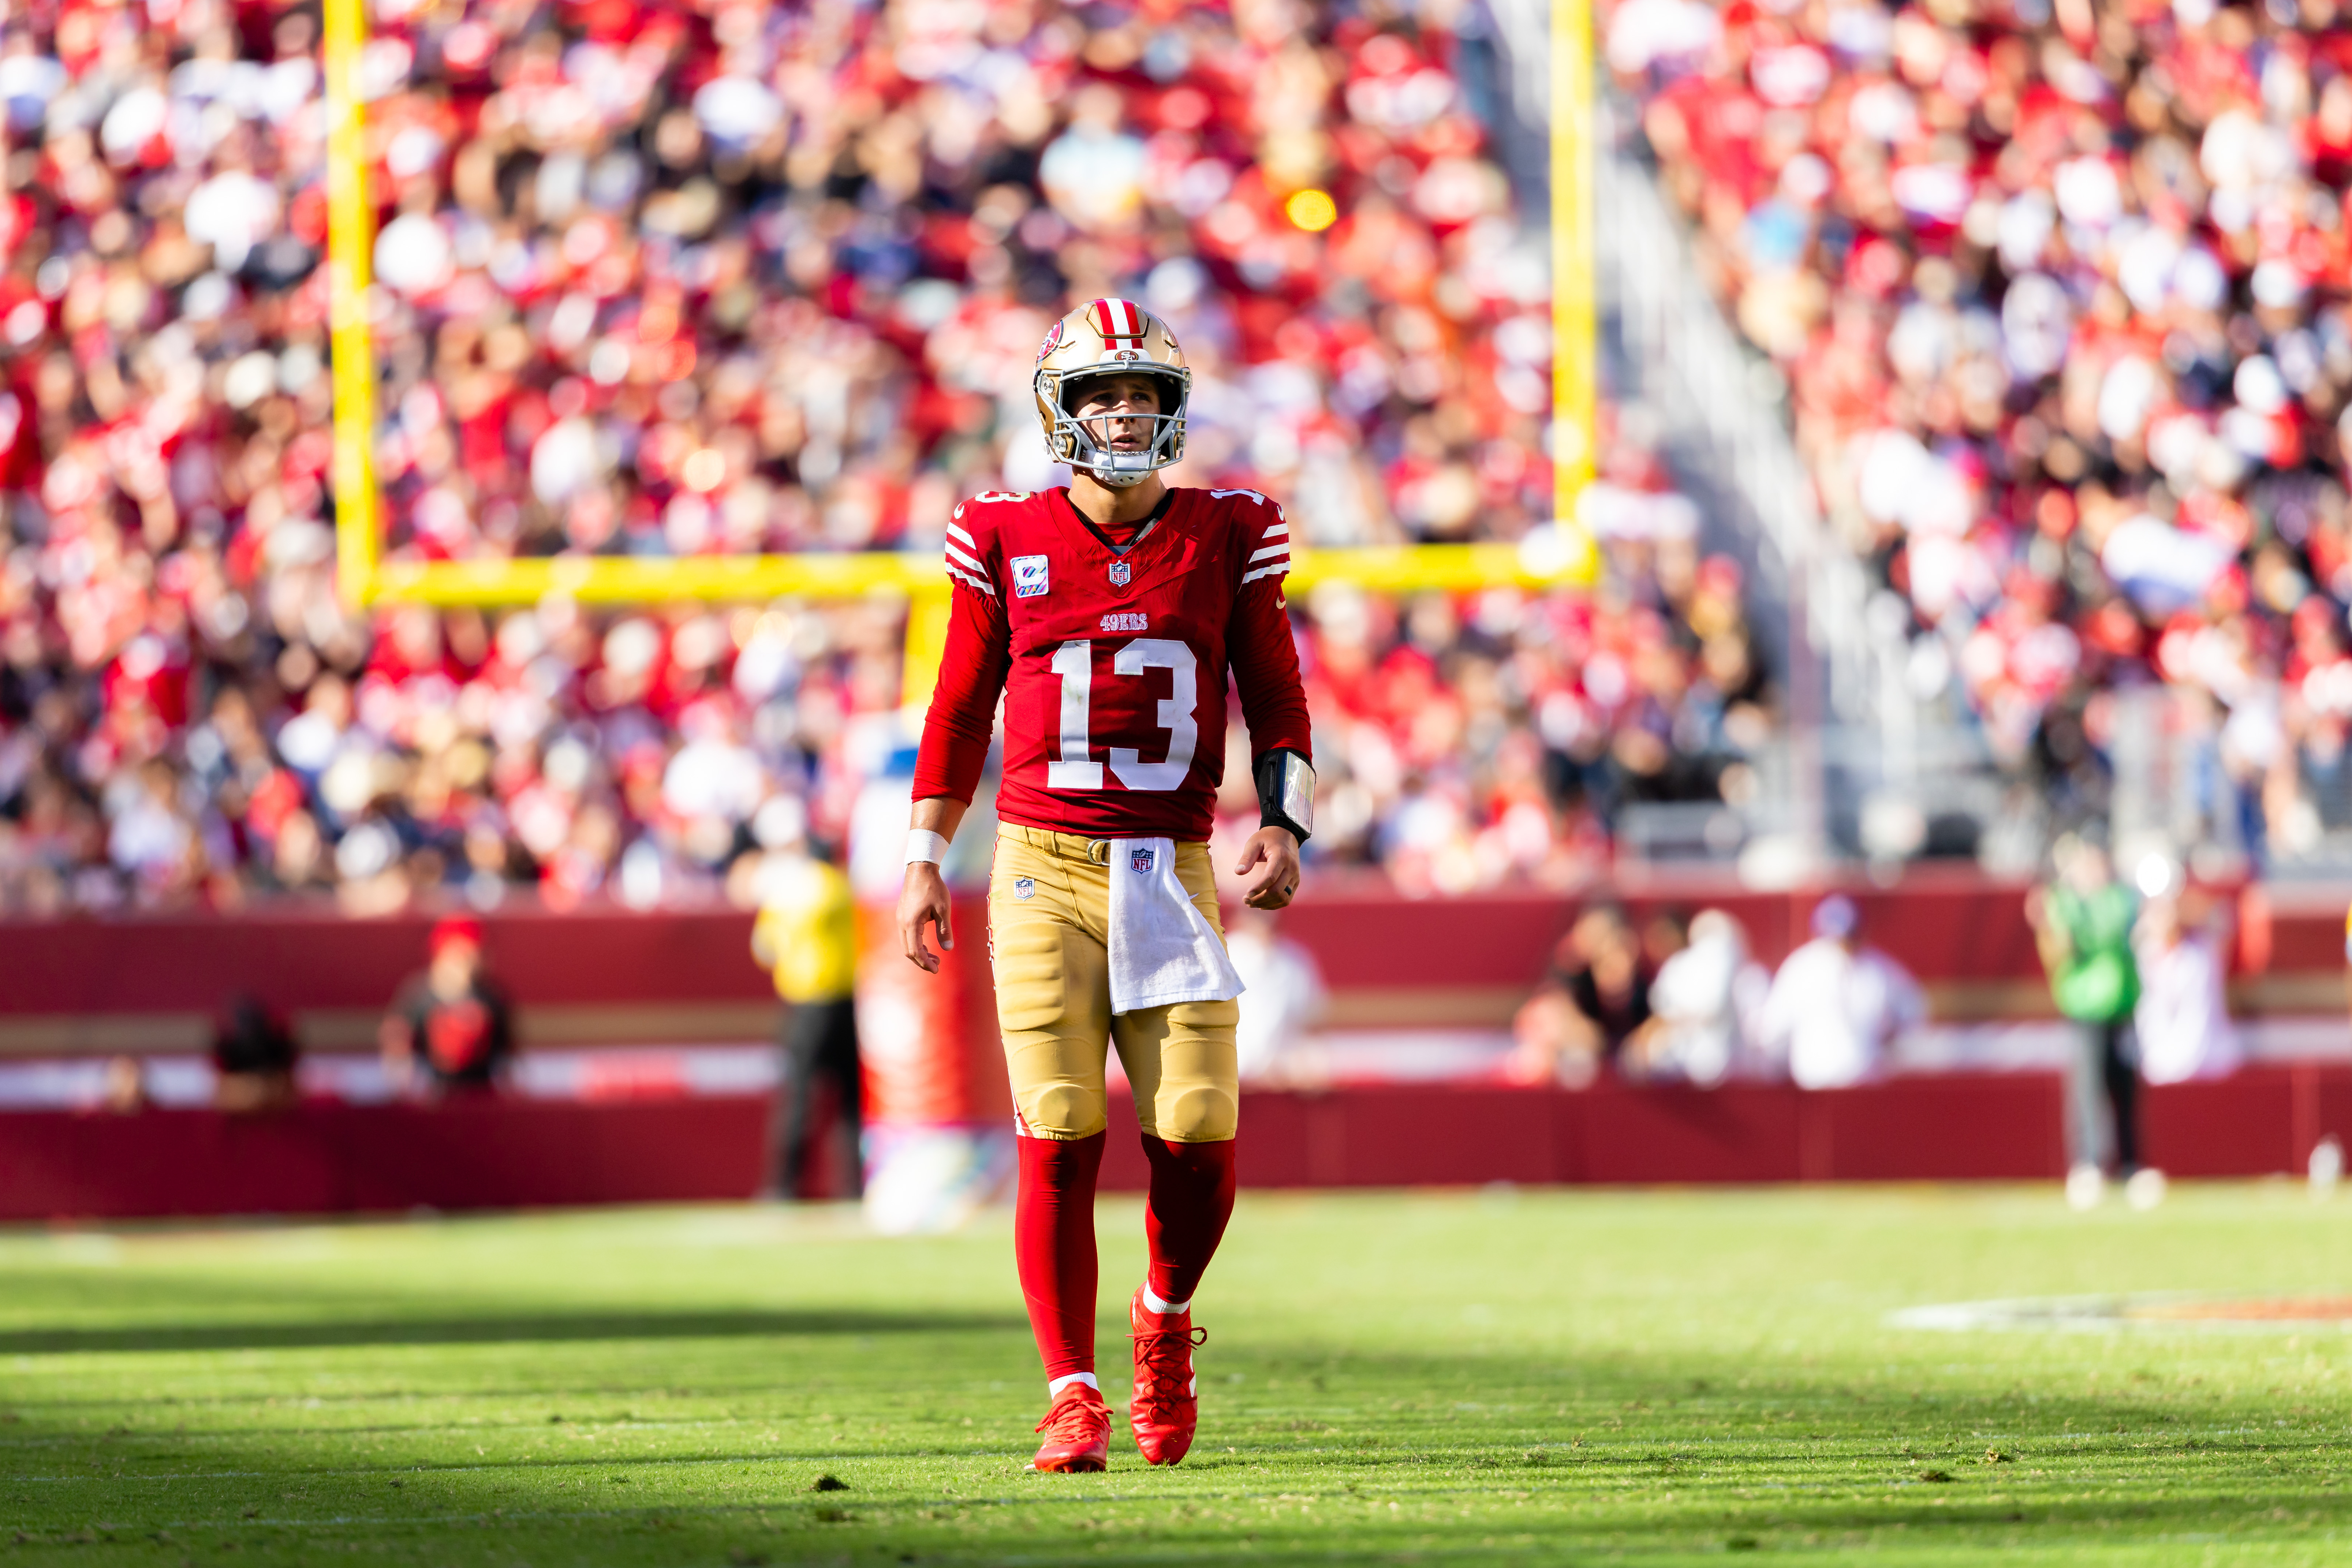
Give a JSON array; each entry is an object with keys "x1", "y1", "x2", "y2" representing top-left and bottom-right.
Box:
[{"x1": 1227, "y1": 507, "x2": 1313, "y2": 911}]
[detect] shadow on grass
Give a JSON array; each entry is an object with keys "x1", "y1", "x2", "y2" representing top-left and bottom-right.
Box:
[
  {"x1": 0, "y1": 1307, "x2": 1024, "y2": 1355},
  {"x1": 5, "y1": 1334, "x2": 2352, "y2": 1564}
]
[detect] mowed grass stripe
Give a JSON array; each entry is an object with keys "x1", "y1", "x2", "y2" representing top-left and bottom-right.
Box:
[{"x1": 7, "y1": 1186, "x2": 2352, "y2": 1563}]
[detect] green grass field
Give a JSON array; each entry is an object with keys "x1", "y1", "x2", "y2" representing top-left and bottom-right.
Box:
[{"x1": 7, "y1": 1185, "x2": 2352, "y2": 1565}]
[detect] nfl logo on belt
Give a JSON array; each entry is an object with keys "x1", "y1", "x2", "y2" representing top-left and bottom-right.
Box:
[
  {"x1": 1131, "y1": 846, "x2": 1155, "y2": 874},
  {"x1": 1108, "y1": 561, "x2": 1131, "y2": 587}
]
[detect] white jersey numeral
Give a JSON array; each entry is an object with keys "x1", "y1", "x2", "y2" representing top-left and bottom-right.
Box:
[
  {"x1": 1044, "y1": 638, "x2": 1199, "y2": 793},
  {"x1": 1108, "y1": 639, "x2": 1199, "y2": 790},
  {"x1": 1046, "y1": 640, "x2": 1102, "y2": 790}
]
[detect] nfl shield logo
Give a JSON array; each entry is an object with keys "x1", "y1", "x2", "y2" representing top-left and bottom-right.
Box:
[
  {"x1": 1108, "y1": 560, "x2": 1131, "y2": 587},
  {"x1": 1130, "y1": 847, "x2": 1155, "y2": 875},
  {"x1": 1013, "y1": 877, "x2": 1035, "y2": 901}
]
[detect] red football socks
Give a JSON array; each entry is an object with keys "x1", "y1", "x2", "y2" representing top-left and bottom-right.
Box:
[
  {"x1": 1014, "y1": 1131, "x2": 1106, "y2": 1384},
  {"x1": 1140, "y1": 1136, "x2": 1237, "y2": 1307}
]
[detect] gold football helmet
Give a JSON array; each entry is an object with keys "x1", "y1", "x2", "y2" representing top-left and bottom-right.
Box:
[{"x1": 1032, "y1": 297, "x2": 1191, "y2": 487}]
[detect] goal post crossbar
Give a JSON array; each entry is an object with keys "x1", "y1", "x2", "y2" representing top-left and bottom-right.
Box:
[{"x1": 322, "y1": 0, "x2": 1599, "y2": 613}]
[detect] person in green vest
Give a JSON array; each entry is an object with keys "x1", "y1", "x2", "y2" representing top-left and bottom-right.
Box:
[{"x1": 2026, "y1": 833, "x2": 2146, "y2": 1206}]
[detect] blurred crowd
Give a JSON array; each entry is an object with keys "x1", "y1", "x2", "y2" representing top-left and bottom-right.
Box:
[
  {"x1": 0, "y1": 0, "x2": 1774, "y2": 911},
  {"x1": 1263, "y1": 448, "x2": 1774, "y2": 892},
  {"x1": 1608, "y1": 0, "x2": 2352, "y2": 863}
]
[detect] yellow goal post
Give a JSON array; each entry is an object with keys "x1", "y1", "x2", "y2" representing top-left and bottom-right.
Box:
[{"x1": 321, "y1": 0, "x2": 1600, "y2": 695}]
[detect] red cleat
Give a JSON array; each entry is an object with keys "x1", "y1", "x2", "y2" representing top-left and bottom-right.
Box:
[
  {"x1": 1128, "y1": 1288, "x2": 1207, "y2": 1465},
  {"x1": 1029, "y1": 1383, "x2": 1112, "y2": 1472}
]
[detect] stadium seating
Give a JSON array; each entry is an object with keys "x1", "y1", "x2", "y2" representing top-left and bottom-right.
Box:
[
  {"x1": 0, "y1": 0, "x2": 1766, "y2": 908},
  {"x1": 1608, "y1": 0, "x2": 2352, "y2": 864}
]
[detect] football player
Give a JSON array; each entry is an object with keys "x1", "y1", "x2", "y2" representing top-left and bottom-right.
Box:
[{"x1": 896, "y1": 297, "x2": 1315, "y2": 1472}]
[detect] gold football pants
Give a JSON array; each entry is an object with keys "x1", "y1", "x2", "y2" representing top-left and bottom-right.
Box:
[{"x1": 988, "y1": 824, "x2": 1240, "y2": 1144}]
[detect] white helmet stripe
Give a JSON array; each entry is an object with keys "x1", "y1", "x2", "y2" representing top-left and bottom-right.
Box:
[{"x1": 1093, "y1": 297, "x2": 1145, "y2": 344}]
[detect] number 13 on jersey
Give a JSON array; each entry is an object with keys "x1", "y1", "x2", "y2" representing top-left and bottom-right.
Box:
[{"x1": 1045, "y1": 638, "x2": 1199, "y2": 793}]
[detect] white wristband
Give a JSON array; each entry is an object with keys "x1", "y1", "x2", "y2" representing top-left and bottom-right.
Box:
[{"x1": 905, "y1": 829, "x2": 950, "y2": 866}]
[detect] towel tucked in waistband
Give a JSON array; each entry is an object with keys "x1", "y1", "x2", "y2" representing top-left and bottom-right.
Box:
[{"x1": 1104, "y1": 837, "x2": 1245, "y2": 1015}]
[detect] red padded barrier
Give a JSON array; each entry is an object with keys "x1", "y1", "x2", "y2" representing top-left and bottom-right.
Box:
[
  {"x1": 24, "y1": 1069, "x2": 2352, "y2": 1222},
  {"x1": 0, "y1": 1098, "x2": 770, "y2": 1221},
  {"x1": 0, "y1": 873, "x2": 2201, "y2": 1020},
  {"x1": 1100, "y1": 1076, "x2": 2067, "y2": 1191}
]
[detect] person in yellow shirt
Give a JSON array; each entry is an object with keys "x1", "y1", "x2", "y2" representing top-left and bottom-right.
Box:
[{"x1": 750, "y1": 836, "x2": 862, "y2": 1199}]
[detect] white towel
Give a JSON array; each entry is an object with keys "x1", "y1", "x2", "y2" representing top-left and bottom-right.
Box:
[{"x1": 1105, "y1": 837, "x2": 1245, "y2": 1015}]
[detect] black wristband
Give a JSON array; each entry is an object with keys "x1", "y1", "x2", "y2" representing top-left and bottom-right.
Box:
[{"x1": 1254, "y1": 747, "x2": 1314, "y2": 844}]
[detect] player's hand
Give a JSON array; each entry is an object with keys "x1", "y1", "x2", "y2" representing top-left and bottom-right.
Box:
[
  {"x1": 1236, "y1": 826, "x2": 1302, "y2": 911},
  {"x1": 898, "y1": 862, "x2": 955, "y2": 973}
]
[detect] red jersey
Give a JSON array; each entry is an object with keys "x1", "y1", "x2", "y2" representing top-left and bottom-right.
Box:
[{"x1": 913, "y1": 485, "x2": 1312, "y2": 842}]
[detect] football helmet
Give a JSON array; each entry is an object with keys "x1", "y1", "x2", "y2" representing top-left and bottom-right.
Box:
[{"x1": 1034, "y1": 297, "x2": 1190, "y2": 487}]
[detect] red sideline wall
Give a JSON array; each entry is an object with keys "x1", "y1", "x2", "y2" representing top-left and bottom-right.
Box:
[
  {"x1": 0, "y1": 872, "x2": 2251, "y2": 1014},
  {"x1": 1, "y1": 871, "x2": 2341, "y2": 1039},
  {"x1": 0, "y1": 1077, "x2": 2067, "y2": 1222},
  {"x1": 17, "y1": 1067, "x2": 2352, "y2": 1222}
]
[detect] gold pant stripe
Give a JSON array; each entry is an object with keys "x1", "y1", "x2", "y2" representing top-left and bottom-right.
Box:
[{"x1": 989, "y1": 828, "x2": 1239, "y2": 1144}]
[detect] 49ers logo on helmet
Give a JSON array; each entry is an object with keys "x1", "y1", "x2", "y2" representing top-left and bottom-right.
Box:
[{"x1": 1035, "y1": 319, "x2": 1063, "y2": 363}]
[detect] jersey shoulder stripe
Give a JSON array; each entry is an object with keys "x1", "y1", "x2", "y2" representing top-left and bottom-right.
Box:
[
  {"x1": 945, "y1": 491, "x2": 1045, "y2": 597},
  {"x1": 1224, "y1": 492, "x2": 1291, "y2": 586}
]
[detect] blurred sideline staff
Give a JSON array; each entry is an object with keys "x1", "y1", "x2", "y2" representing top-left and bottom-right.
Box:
[
  {"x1": 2132, "y1": 860, "x2": 2240, "y2": 1089},
  {"x1": 1509, "y1": 904, "x2": 1654, "y2": 1086},
  {"x1": 1752, "y1": 895, "x2": 1924, "y2": 1089},
  {"x1": 213, "y1": 994, "x2": 299, "y2": 1112},
  {"x1": 1631, "y1": 910, "x2": 1767, "y2": 1086},
  {"x1": 2027, "y1": 835, "x2": 2144, "y2": 1186},
  {"x1": 750, "y1": 831, "x2": 862, "y2": 1201},
  {"x1": 380, "y1": 917, "x2": 514, "y2": 1095},
  {"x1": 1229, "y1": 908, "x2": 1328, "y2": 1085}
]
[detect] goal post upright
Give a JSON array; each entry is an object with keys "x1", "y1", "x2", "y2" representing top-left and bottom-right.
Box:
[
  {"x1": 323, "y1": 0, "x2": 378, "y2": 611},
  {"x1": 1552, "y1": 0, "x2": 1598, "y2": 561}
]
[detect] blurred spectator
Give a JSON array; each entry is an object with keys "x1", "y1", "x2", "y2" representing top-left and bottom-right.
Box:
[
  {"x1": 1229, "y1": 906, "x2": 1327, "y2": 1083},
  {"x1": 2027, "y1": 835, "x2": 2144, "y2": 1182},
  {"x1": 1755, "y1": 893, "x2": 1923, "y2": 1088},
  {"x1": 1627, "y1": 906, "x2": 1767, "y2": 1084},
  {"x1": 750, "y1": 830, "x2": 860, "y2": 1200},
  {"x1": 2133, "y1": 860, "x2": 2242, "y2": 1086},
  {"x1": 211, "y1": 992, "x2": 298, "y2": 1112},
  {"x1": 380, "y1": 915, "x2": 513, "y2": 1094}
]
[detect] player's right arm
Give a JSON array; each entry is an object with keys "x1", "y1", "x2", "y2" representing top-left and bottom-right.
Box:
[
  {"x1": 899, "y1": 794, "x2": 969, "y2": 972},
  {"x1": 899, "y1": 511, "x2": 1012, "y2": 972}
]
